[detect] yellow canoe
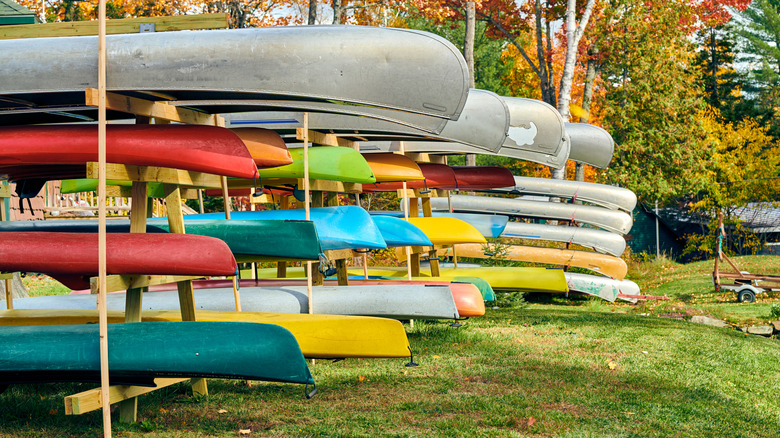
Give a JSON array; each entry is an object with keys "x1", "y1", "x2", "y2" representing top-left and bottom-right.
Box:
[
  {"x1": 363, "y1": 153, "x2": 425, "y2": 182},
  {"x1": 344, "y1": 266, "x2": 568, "y2": 293},
  {"x1": 444, "y1": 243, "x2": 628, "y2": 280},
  {"x1": 407, "y1": 217, "x2": 487, "y2": 245},
  {"x1": 0, "y1": 309, "x2": 411, "y2": 359}
]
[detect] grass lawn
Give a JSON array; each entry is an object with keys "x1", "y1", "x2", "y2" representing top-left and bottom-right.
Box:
[{"x1": 2, "y1": 256, "x2": 780, "y2": 437}]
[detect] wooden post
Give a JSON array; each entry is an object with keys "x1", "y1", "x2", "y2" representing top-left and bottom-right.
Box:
[
  {"x1": 118, "y1": 181, "x2": 148, "y2": 423},
  {"x1": 96, "y1": 0, "x2": 112, "y2": 435},
  {"x1": 221, "y1": 176, "x2": 231, "y2": 220},
  {"x1": 163, "y1": 183, "x2": 207, "y2": 397},
  {"x1": 4, "y1": 278, "x2": 12, "y2": 310},
  {"x1": 303, "y1": 114, "x2": 313, "y2": 314}
]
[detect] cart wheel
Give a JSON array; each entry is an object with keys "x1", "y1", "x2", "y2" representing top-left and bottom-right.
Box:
[{"x1": 738, "y1": 290, "x2": 756, "y2": 303}]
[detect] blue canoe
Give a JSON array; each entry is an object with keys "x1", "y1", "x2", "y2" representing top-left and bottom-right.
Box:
[
  {"x1": 185, "y1": 206, "x2": 386, "y2": 251},
  {"x1": 370, "y1": 215, "x2": 432, "y2": 247}
]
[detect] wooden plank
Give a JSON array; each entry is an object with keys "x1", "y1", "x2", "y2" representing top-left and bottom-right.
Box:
[
  {"x1": 323, "y1": 249, "x2": 358, "y2": 260},
  {"x1": 296, "y1": 129, "x2": 356, "y2": 148},
  {"x1": 428, "y1": 250, "x2": 441, "y2": 277},
  {"x1": 410, "y1": 253, "x2": 421, "y2": 277},
  {"x1": 409, "y1": 198, "x2": 419, "y2": 218},
  {"x1": 302, "y1": 179, "x2": 362, "y2": 193},
  {"x1": 85, "y1": 89, "x2": 222, "y2": 126},
  {"x1": 311, "y1": 191, "x2": 324, "y2": 208},
  {"x1": 311, "y1": 263, "x2": 324, "y2": 286},
  {"x1": 87, "y1": 162, "x2": 223, "y2": 188},
  {"x1": 1, "y1": 13, "x2": 228, "y2": 40},
  {"x1": 64, "y1": 378, "x2": 188, "y2": 415},
  {"x1": 276, "y1": 262, "x2": 287, "y2": 278},
  {"x1": 4, "y1": 278, "x2": 12, "y2": 310},
  {"x1": 90, "y1": 274, "x2": 202, "y2": 294},
  {"x1": 0, "y1": 185, "x2": 11, "y2": 198},
  {"x1": 421, "y1": 198, "x2": 433, "y2": 217},
  {"x1": 406, "y1": 153, "x2": 432, "y2": 163},
  {"x1": 107, "y1": 186, "x2": 198, "y2": 199}
]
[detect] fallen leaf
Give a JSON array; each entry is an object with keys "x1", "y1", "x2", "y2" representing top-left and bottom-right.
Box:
[
  {"x1": 527, "y1": 417, "x2": 536, "y2": 427},
  {"x1": 625, "y1": 412, "x2": 636, "y2": 415},
  {"x1": 432, "y1": 355, "x2": 440, "y2": 359},
  {"x1": 238, "y1": 429, "x2": 251, "y2": 435},
  {"x1": 49, "y1": 409, "x2": 58, "y2": 415},
  {"x1": 358, "y1": 375, "x2": 365, "y2": 382},
  {"x1": 159, "y1": 408, "x2": 168, "y2": 413},
  {"x1": 218, "y1": 409, "x2": 228, "y2": 414},
  {"x1": 608, "y1": 361, "x2": 618, "y2": 370},
  {"x1": 642, "y1": 351, "x2": 649, "y2": 354}
]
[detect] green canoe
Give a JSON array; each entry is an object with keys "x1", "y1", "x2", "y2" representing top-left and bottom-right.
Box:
[
  {"x1": 256, "y1": 146, "x2": 376, "y2": 183},
  {"x1": 0, "y1": 322, "x2": 315, "y2": 387}
]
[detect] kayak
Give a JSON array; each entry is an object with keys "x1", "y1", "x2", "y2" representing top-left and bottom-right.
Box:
[
  {"x1": 0, "y1": 322, "x2": 314, "y2": 387},
  {"x1": 370, "y1": 215, "x2": 433, "y2": 247},
  {"x1": 363, "y1": 153, "x2": 425, "y2": 182},
  {"x1": 0, "y1": 309, "x2": 411, "y2": 359},
  {"x1": 405, "y1": 217, "x2": 487, "y2": 245}
]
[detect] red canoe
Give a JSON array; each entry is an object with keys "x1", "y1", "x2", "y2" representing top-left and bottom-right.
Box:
[
  {"x1": 0, "y1": 232, "x2": 237, "y2": 290},
  {"x1": 451, "y1": 166, "x2": 515, "y2": 190},
  {"x1": 362, "y1": 163, "x2": 458, "y2": 192},
  {"x1": 0, "y1": 125, "x2": 259, "y2": 179}
]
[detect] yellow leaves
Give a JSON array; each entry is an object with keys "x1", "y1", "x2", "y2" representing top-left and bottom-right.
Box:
[{"x1": 607, "y1": 360, "x2": 618, "y2": 370}]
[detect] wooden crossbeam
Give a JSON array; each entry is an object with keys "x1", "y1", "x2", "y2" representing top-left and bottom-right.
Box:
[
  {"x1": 90, "y1": 275, "x2": 202, "y2": 294},
  {"x1": 0, "y1": 185, "x2": 11, "y2": 198},
  {"x1": 396, "y1": 188, "x2": 442, "y2": 198},
  {"x1": 299, "y1": 179, "x2": 363, "y2": 193},
  {"x1": 106, "y1": 185, "x2": 199, "y2": 199},
  {"x1": 1, "y1": 13, "x2": 228, "y2": 40},
  {"x1": 87, "y1": 163, "x2": 223, "y2": 188},
  {"x1": 64, "y1": 378, "x2": 188, "y2": 415},
  {"x1": 296, "y1": 129, "x2": 356, "y2": 148},
  {"x1": 85, "y1": 89, "x2": 222, "y2": 125}
]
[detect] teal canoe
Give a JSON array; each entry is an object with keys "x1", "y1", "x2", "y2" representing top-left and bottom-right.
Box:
[
  {"x1": 149, "y1": 219, "x2": 323, "y2": 262},
  {"x1": 188, "y1": 206, "x2": 387, "y2": 251},
  {"x1": 0, "y1": 322, "x2": 314, "y2": 387},
  {"x1": 0, "y1": 219, "x2": 324, "y2": 262}
]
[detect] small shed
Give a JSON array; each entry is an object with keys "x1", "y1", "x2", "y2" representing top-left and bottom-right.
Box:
[{"x1": 0, "y1": 0, "x2": 39, "y2": 26}]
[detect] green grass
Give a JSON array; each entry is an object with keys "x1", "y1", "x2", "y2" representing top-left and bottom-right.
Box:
[{"x1": 2, "y1": 256, "x2": 780, "y2": 437}]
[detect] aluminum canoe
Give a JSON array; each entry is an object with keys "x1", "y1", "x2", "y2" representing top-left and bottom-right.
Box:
[
  {"x1": 0, "y1": 322, "x2": 314, "y2": 387},
  {"x1": 0, "y1": 26, "x2": 468, "y2": 128},
  {"x1": 430, "y1": 195, "x2": 634, "y2": 235},
  {"x1": 487, "y1": 176, "x2": 636, "y2": 212},
  {"x1": 0, "y1": 309, "x2": 411, "y2": 359},
  {"x1": 501, "y1": 221, "x2": 627, "y2": 257},
  {"x1": 187, "y1": 206, "x2": 387, "y2": 251},
  {"x1": 565, "y1": 123, "x2": 615, "y2": 169},
  {"x1": 225, "y1": 89, "x2": 509, "y2": 152},
  {"x1": 12, "y1": 286, "x2": 461, "y2": 320},
  {"x1": 444, "y1": 243, "x2": 628, "y2": 280}
]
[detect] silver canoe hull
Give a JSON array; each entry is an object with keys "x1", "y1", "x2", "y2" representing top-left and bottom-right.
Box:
[
  {"x1": 0, "y1": 26, "x2": 468, "y2": 126},
  {"x1": 500, "y1": 221, "x2": 627, "y2": 257},
  {"x1": 429, "y1": 194, "x2": 634, "y2": 235},
  {"x1": 224, "y1": 89, "x2": 509, "y2": 152},
  {"x1": 565, "y1": 123, "x2": 615, "y2": 169},
  {"x1": 488, "y1": 176, "x2": 637, "y2": 212},
  {"x1": 12, "y1": 285, "x2": 460, "y2": 320}
]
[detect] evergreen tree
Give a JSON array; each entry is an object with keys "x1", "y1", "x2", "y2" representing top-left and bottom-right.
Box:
[{"x1": 693, "y1": 26, "x2": 748, "y2": 122}]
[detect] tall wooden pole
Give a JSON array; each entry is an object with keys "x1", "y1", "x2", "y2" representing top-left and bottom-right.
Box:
[
  {"x1": 400, "y1": 142, "x2": 412, "y2": 281},
  {"x1": 304, "y1": 113, "x2": 313, "y2": 314},
  {"x1": 97, "y1": 0, "x2": 111, "y2": 435}
]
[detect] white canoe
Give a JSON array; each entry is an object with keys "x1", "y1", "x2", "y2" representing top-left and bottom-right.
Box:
[
  {"x1": 564, "y1": 272, "x2": 641, "y2": 303},
  {"x1": 488, "y1": 176, "x2": 637, "y2": 212},
  {"x1": 565, "y1": 123, "x2": 614, "y2": 169},
  {"x1": 0, "y1": 26, "x2": 468, "y2": 129},
  {"x1": 226, "y1": 89, "x2": 509, "y2": 153},
  {"x1": 429, "y1": 195, "x2": 634, "y2": 235},
  {"x1": 500, "y1": 221, "x2": 627, "y2": 257},
  {"x1": 12, "y1": 285, "x2": 460, "y2": 320}
]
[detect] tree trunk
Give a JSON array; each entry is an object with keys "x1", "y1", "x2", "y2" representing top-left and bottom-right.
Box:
[
  {"x1": 575, "y1": 48, "x2": 598, "y2": 183},
  {"x1": 332, "y1": 0, "x2": 343, "y2": 24},
  {"x1": 464, "y1": 2, "x2": 476, "y2": 88},
  {"x1": 557, "y1": 0, "x2": 596, "y2": 121},
  {"x1": 535, "y1": 0, "x2": 552, "y2": 105},
  {"x1": 0, "y1": 273, "x2": 29, "y2": 304},
  {"x1": 308, "y1": 0, "x2": 317, "y2": 24}
]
